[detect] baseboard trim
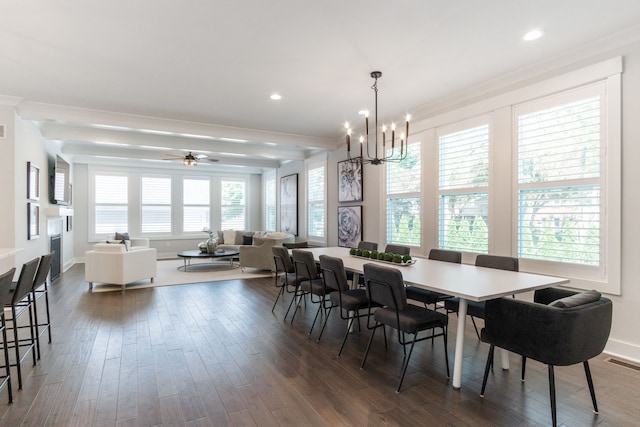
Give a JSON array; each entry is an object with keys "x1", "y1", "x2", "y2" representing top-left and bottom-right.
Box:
[{"x1": 604, "y1": 338, "x2": 640, "y2": 364}]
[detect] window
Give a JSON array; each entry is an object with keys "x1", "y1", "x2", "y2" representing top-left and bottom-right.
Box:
[
  {"x1": 264, "y1": 172, "x2": 277, "y2": 231},
  {"x1": 221, "y1": 179, "x2": 246, "y2": 230},
  {"x1": 183, "y1": 178, "x2": 210, "y2": 232},
  {"x1": 516, "y1": 85, "x2": 603, "y2": 267},
  {"x1": 307, "y1": 162, "x2": 326, "y2": 240},
  {"x1": 438, "y1": 123, "x2": 489, "y2": 253},
  {"x1": 94, "y1": 173, "x2": 128, "y2": 235},
  {"x1": 141, "y1": 176, "x2": 172, "y2": 233},
  {"x1": 386, "y1": 142, "x2": 421, "y2": 247}
]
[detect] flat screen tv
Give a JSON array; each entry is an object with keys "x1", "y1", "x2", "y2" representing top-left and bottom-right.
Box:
[{"x1": 49, "y1": 155, "x2": 71, "y2": 206}]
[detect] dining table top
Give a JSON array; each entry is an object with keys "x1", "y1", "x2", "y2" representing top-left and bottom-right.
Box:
[{"x1": 299, "y1": 246, "x2": 570, "y2": 302}]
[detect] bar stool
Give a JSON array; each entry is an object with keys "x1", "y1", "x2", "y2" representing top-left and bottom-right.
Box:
[
  {"x1": 31, "y1": 253, "x2": 54, "y2": 359},
  {"x1": 6, "y1": 257, "x2": 39, "y2": 389},
  {"x1": 0, "y1": 268, "x2": 15, "y2": 402}
]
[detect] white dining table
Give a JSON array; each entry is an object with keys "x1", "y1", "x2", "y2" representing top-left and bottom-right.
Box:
[{"x1": 301, "y1": 247, "x2": 570, "y2": 389}]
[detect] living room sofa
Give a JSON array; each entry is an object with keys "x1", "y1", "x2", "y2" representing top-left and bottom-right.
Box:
[{"x1": 216, "y1": 230, "x2": 295, "y2": 271}]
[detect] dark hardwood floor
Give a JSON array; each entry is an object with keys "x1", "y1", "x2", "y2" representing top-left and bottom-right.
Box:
[{"x1": 1, "y1": 263, "x2": 638, "y2": 426}]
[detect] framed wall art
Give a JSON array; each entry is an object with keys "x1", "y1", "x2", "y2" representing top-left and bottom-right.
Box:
[
  {"x1": 338, "y1": 159, "x2": 363, "y2": 202},
  {"x1": 280, "y1": 173, "x2": 298, "y2": 235},
  {"x1": 27, "y1": 202, "x2": 40, "y2": 240},
  {"x1": 337, "y1": 205, "x2": 362, "y2": 248},
  {"x1": 27, "y1": 162, "x2": 40, "y2": 200}
]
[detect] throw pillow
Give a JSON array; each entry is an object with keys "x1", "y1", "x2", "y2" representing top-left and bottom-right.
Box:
[
  {"x1": 223, "y1": 229, "x2": 236, "y2": 245},
  {"x1": 549, "y1": 290, "x2": 601, "y2": 308},
  {"x1": 242, "y1": 235, "x2": 253, "y2": 245},
  {"x1": 115, "y1": 232, "x2": 130, "y2": 241}
]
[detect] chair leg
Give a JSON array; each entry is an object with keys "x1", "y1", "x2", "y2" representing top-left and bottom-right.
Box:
[
  {"x1": 27, "y1": 295, "x2": 37, "y2": 366},
  {"x1": 271, "y1": 285, "x2": 285, "y2": 312},
  {"x1": 337, "y1": 316, "x2": 354, "y2": 357},
  {"x1": 480, "y1": 344, "x2": 495, "y2": 397},
  {"x1": 1, "y1": 317, "x2": 11, "y2": 403},
  {"x1": 548, "y1": 365, "x2": 557, "y2": 427},
  {"x1": 360, "y1": 322, "x2": 379, "y2": 370},
  {"x1": 584, "y1": 361, "x2": 599, "y2": 414},
  {"x1": 470, "y1": 316, "x2": 481, "y2": 339},
  {"x1": 308, "y1": 299, "x2": 325, "y2": 336},
  {"x1": 31, "y1": 290, "x2": 41, "y2": 360},
  {"x1": 317, "y1": 305, "x2": 333, "y2": 343},
  {"x1": 397, "y1": 333, "x2": 418, "y2": 393},
  {"x1": 11, "y1": 307, "x2": 22, "y2": 390},
  {"x1": 521, "y1": 356, "x2": 527, "y2": 382},
  {"x1": 283, "y1": 286, "x2": 298, "y2": 321}
]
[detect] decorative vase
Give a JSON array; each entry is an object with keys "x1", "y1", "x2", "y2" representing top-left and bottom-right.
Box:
[
  {"x1": 206, "y1": 238, "x2": 218, "y2": 254},
  {"x1": 198, "y1": 240, "x2": 208, "y2": 253}
]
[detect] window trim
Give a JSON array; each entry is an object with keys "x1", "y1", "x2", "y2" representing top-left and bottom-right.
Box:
[{"x1": 306, "y1": 153, "x2": 327, "y2": 245}]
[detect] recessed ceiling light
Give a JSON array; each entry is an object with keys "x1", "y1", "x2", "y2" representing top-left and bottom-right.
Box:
[
  {"x1": 140, "y1": 145, "x2": 172, "y2": 150},
  {"x1": 219, "y1": 152, "x2": 247, "y2": 157},
  {"x1": 94, "y1": 141, "x2": 130, "y2": 147},
  {"x1": 523, "y1": 29, "x2": 544, "y2": 41},
  {"x1": 179, "y1": 133, "x2": 216, "y2": 140},
  {"x1": 264, "y1": 142, "x2": 277, "y2": 146},
  {"x1": 270, "y1": 93, "x2": 282, "y2": 100}
]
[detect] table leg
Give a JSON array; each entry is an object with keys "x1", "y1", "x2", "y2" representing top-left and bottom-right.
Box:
[
  {"x1": 500, "y1": 348, "x2": 510, "y2": 369},
  {"x1": 452, "y1": 298, "x2": 468, "y2": 389}
]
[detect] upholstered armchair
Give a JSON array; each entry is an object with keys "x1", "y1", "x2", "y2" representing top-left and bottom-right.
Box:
[
  {"x1": 85, "y1": 243, "x2": 157, "y2": 290},
  {"x1": 239, "y1": 236, "x2": 292, "y2": 271},
  {"x1": 480, "y1": 287, "x2": 612, "y2": 427}
]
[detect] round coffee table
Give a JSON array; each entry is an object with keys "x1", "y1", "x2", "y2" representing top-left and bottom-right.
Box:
[{"x1": 177, "y1": 249, "x2": 240, "y2": 271}]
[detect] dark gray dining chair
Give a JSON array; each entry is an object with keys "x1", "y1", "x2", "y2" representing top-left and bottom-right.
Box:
[
  {"x1": 317, "y1": 255, "x2": 378, "y2": 356},
  {"x1": 271, "y1": 246, "x2": 296, "y2": 312},
  {"x1": 480, "y1": 287, "x2": 612, "y2": 427},
  {"x1": 360, "y1": 263, "x2": 449, "y2": 392},
  {"x1": 384, "y1": 244, "x2": 410, "y2": 255},
  {"x1": 406, "y1": 249, "x2": 461, "y2": 310},
  {"x1": 444, "y1": 254, "x2": 518, "y2": 338},
  {"x1": 288, "y1": 250, "x2": 331, "y2": 335}
]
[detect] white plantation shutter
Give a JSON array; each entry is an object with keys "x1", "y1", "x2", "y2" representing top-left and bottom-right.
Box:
[
  {"x1": 221, "y1": 180, "x2": 246, "y2": 230},
  {"x1": 141, "y1": 176, "x2": 172, "y2": 233},
  {"x1": 307, "y1": 164, "x2": 326, "y2": 239},
  {"x1": 183, "y1": 178, "x2": 210, "y2": 232},
  {"x1": 265, "y1": 174, "x2": 277, "y2": 231},
  {"x1": 516, "y1": 92, "x2": 602, "y2": 266},
  {"x1": 438, "y1": 124, "x2": 489, "y2": 253},
  {"x1": 386, "y1": 142, "x2": 421, "y2": 246},
  {"x1": 95, "y1": 174, "x2": 128, "y2": 234}
]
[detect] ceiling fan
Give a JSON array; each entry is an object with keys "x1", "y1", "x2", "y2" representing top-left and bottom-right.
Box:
[{"x1": 162, "y1": 151, "x2": 219, "y2": 166}]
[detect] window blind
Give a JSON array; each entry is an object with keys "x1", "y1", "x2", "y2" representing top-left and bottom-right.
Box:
[
  {"x1": 517, "y1": 95, "x2": 602, "y2": 266},
  {"x1": 438, "y1": 125, "x2": 489, "y2": 253},
  {"x1": 141, "y1": 176, "x2": 171, "y2": 233},
  {"x1": 307, "y1": 165, "x2": 325, "y2": 238},
  {"x1": 221, "y1": 180, "x2": 246, "y2": 230},
  {"x1": 385, "y1": 142, "x2": 421, "y2": 246},
  {"x1": 95, "y1": 174, "x2": 128, "y2": 234},
  {"x1": 183, "y1": 178, "x2": 210, "y2": 232}
]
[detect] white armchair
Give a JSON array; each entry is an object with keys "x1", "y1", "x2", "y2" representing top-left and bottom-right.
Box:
[{"x1": 85, "y1": 243, "x2": 157, "y2": 290}]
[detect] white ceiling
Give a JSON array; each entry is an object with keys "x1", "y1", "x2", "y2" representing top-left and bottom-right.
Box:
[{"x1": 2, "y1": 1, "x2": 640, "y2": 171}]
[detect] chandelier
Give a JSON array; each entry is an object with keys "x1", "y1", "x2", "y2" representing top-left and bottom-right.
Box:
[{"x1": 345, "y1": 71, "x2": 410, "y2": 165}]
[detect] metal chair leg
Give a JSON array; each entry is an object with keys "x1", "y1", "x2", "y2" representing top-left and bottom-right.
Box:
[
  {"x1": 337, "y1": 316, "x2": 354, "y2": 357},
  {"x1": 480, "y1": 344, "x2": 495, "y2": 397},
  {"x1": 360, "y1": 322, "x2": 379, "y2": 370},
  {"x1": 584, "y1": 361, "x2": 599, "y2": 414},
  {"x1": 548, "y1": 365, "x2": 557, "y2": 427},
  {"x1": 521, "y1": 356, "x2": 527, "y2": 381},
  {"x1": 397, "y1": 334, "x2": 418, "y2": 393}
]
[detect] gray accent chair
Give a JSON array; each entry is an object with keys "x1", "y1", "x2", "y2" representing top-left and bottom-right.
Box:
[{"x1": 480, "y1": 287, "x2": 612, "y2": 427}]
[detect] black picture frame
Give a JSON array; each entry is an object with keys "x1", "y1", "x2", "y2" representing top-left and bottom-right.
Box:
[
  {"x1": 338, "y1": 158, "x2": 363, "y2": 202},
  {"x1": 27, "y1": 202, "x2": 40, "y2": 240},
  {"x1": 27, "y1": 162, "x2": 40, "y2": 201},
  {"x1": 280, "y1": 173, "x2": 298, "y2": 235},
  {"x1": 338, "y1": 205, "x2": 362, "y2": 247}
]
